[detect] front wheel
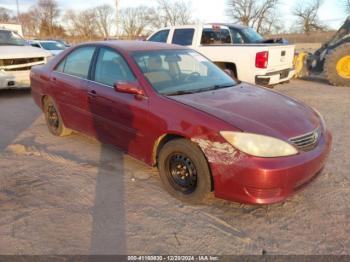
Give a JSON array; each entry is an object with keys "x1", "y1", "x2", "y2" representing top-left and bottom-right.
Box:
[{"x1": 158, "y1": 139, "x2": 212, "y2": 203}]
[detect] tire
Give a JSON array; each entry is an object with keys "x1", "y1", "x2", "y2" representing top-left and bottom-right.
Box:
[
  {"x1": 324, "y1": 43, "x2": 350, "y2": 87},
  {"x1": 43, "y1": 97, "x2": 72, "y2": 137},
  {"x1": 158, "y1": 139, "x2": 212, "y2": 204}
]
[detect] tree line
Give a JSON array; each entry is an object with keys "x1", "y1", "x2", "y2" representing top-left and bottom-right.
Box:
[{"x1": 0, "y1": 0, "x2": 347, "y2": 40}]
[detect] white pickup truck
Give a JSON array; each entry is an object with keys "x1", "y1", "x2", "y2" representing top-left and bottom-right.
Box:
[
  {"x1": 147, "y1": 24, "x2": 295, "y2": 86},
  {"x1": 0, "y1": 28, "x2": 52, "y2": 89}
]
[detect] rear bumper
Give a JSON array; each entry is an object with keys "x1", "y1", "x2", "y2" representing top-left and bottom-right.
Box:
[
  {"x1": 0, "y1": 70, "x2": 30, "y2": 89},
  {"x1": 255, "y1": 68, "x2": 295, "y2": 86},
  {"x1": 211, "y1": 130, "x2": 332, "y2": 205}
]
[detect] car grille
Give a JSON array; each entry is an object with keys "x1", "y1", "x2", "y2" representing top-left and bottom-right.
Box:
[
  {"x1": 289, "y1": 128, "x2": 321, "y2": 151},
  {"x1": 0, "y1": 57, "x2": 44, "y2": 66}
]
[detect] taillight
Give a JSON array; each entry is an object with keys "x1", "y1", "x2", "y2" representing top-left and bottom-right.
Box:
[{"x1": 255, "y1": 51, "x2": 269, "y2": 69}]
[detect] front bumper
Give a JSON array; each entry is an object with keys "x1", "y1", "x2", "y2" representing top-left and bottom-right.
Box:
[
  {"x1": 210, "y1": 130, "x2": 332, "y2": 204},
  {"x1": 0, "y1": 70, "x2": 30, "y2": 89},
  {"x1": 0, "y1": 71, "x2": 16, "y2": 89},
  {"x1": 255, "y1": 68, "x2": 295, "y2": 86}
]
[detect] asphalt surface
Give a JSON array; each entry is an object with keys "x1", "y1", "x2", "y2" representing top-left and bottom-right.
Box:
[{"x1": 0, "y1": 79, "x2": 349, "y2": 255}]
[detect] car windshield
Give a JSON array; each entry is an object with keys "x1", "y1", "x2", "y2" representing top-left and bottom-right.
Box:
[
  {"x1": 132, "y1": 50, "x2": 237, "y2": 96},
  {"x1": 0, "y1": 30, "x2": 26, "y2": 46},
  {"x1": 40, "y1": 41, "x2": 66, "y2": 50},
  {"x1": 241, "y1": 28, "x2": 264, "y2": 43}
]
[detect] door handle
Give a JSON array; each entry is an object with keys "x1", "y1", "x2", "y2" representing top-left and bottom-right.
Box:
[{"x1": 88, "y1": 90, "x2": 97, "y2": 97}]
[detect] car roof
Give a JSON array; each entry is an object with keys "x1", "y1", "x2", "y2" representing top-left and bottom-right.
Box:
[
  {"x1": 209, "y1": 23, "x2": 249, "y2": 30},
  {"x1": 154, "y1": 23, "x2": 249, "y2": 30},
  {"x1": 80, "y1": 40, "x2": 188, "y2": 52},
  {"x1": 35, "y1": 40, "x2": 59, "y2": 44}
]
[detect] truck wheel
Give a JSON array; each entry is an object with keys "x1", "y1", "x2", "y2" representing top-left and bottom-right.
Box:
[
  {"x1": 324, "y1": 43, "x2": 350, "y2": 86},
  {"x1": 158, "y1": 139, "x2": 212, "y2": 204},
  {"x1": 43, "y1": 97, "x2": 72, "y2": 137}
]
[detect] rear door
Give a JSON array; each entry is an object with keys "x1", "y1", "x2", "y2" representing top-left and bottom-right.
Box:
[{"x1": 52, "y1": 46, "x2": 96, "y2": 135}]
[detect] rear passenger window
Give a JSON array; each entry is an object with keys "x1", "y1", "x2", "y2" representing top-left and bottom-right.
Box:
[
  {"x1": 94, "y1": 48, "x2": 135, "y2": 87},
  {"x1": 56, "y1": 47, "x2": 95, "y2": 79},
  {"x1": 201, "y1": 28, "x2": 232, "y2": 45},
  {"x1": 172, "y1": 29, "x2": 195, "y2": 46},
  {"x1": 148, "y1": 30, "x2": 169, "y2": 43}
]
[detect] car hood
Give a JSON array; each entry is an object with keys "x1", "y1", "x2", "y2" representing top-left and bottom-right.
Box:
[
  {"x1": 0, "y1": 45, "x2": 52, "y2": 59},
  {"x1": 169, "y1": 83, "x2": 320, "y2": 140}
]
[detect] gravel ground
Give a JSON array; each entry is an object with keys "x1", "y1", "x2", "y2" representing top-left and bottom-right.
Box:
[{"x1": 0, "y1": 78, "x2": 349, "y2": 255}]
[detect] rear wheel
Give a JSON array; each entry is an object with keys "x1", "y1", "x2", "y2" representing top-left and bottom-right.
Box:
[
  {"x1": 43, "y1": 97, "x2": 72, "y2": 136},
  {"x1": 158, "y1": 139, "x2": 212, "y2": 203},
  {"x1": 324, "y1": 43, "x2": 350, "y2": 86}
]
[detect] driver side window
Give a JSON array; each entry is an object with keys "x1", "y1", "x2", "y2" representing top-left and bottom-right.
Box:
[{"x1": 93, "y1": 48, "x2": 136, "y2": 87}]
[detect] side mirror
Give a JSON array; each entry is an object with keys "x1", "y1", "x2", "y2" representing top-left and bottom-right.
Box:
[{"x1": 114, "y1": 81, "x2": 145, "y2": 96}]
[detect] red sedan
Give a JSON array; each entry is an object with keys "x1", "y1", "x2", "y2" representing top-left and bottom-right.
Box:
[{"x1": 30, "y1": 41, "x2": 332, "y2": 204}]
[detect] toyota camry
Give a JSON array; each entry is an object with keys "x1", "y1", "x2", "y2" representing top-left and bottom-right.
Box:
[{"x1": 30, "y1": 41, "x2": 332, "y2": 204}]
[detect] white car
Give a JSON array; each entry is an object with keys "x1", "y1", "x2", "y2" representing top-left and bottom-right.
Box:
[
  {"x1": 0, "y1": 29, "x2": 52, "y2": 89},
  {"x1": 148, "y1": 24, "x2": 296, "y2": 86},
  {"x1": 29, "y1": 40, "x2": 66, "y2": 56}
]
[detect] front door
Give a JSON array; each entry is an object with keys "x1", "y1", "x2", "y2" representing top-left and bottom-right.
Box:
[{"x1": 87, "y1": 47, "x2": 150, "y2": 161}]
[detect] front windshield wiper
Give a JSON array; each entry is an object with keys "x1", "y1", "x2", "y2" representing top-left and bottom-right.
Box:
[
  {"x1": 164, "y1": 83, "x2": 235, "y2": 96},
  {"x1": 164, "y1": 90, "x2": 196, "y2": 96}
]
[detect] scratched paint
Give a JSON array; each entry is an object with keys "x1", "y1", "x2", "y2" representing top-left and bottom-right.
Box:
[{"x1": 191, "y1": 138, "x2": 245, "y2": 165}]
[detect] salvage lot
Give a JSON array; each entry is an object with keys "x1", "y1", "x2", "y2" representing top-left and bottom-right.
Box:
[{"x1": 0, "y1": 78, "x2": 349, "y2": 255}]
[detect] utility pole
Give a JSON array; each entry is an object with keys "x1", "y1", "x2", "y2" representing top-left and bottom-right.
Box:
[
  {"x1": 16, "y1": 0, "x2": 21, "y2": 24},
  {"x1": 115, "y1": 0, "x2": 120, "y2": 36}
]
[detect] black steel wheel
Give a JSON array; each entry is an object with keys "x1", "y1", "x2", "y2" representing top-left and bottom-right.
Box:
[
  {"x1": 158, "y1": 139, "x2": 212, "y2": 203},
  {"x1": 166, "y1": 153, "x2": 198, "y2": 194}
]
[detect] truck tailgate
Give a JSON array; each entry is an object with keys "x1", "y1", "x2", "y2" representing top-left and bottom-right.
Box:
[{"x1": 267, "y1": 45, "x2": 295, "y2": 72}]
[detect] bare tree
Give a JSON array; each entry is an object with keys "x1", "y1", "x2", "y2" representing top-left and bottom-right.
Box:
[
  {"x1": 120, "y1": 6, "x2": 154, "y2": 38},
  {"x1": 18, "y1": 8, "x2": 41, "y2": 36},
  {"x1": 293, "y1": 0, "x2": 325, "y2": 34},
  {"x1": 225, "y1": 0, "x2": 279, "y2": 33},
  {"x1": 156, "y1": 0, "x2": 192, "y2": 27},
  {"x1": 35, "y1": 0, "x2": 60, "y2": 37},
  {"x1": 95, "y1": 4, "x2": 114, "y2": 38},
  {"x1": 64, "y1": 9, "x2": 99, "y2": 40},
  {"x1": 0, "y1": 7, "x2": 12, "y2": 23},
  {"x1": 345, "y1": 0, "x2": 350, "y2": 13},
  {"x1": 226, "y1": 0, "x2": 279, "y2": 32}
]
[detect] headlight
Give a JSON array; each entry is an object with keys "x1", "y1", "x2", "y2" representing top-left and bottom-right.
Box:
[{"x1": 220, "y1": 131, "x2": 298, "y2": 158}]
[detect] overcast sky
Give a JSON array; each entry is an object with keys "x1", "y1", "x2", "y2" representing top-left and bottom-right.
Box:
[{"x1": 0, "y1": 0, "x2": 348, "y2": 30}]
